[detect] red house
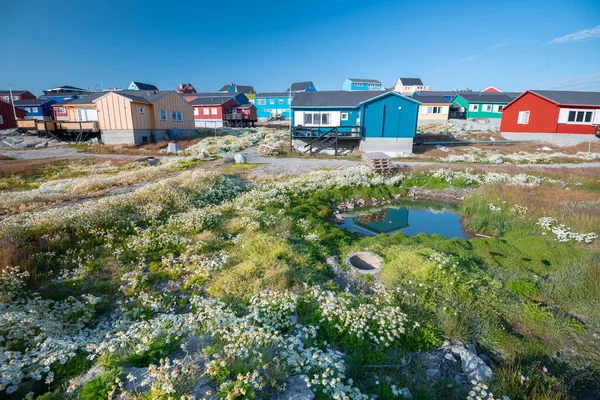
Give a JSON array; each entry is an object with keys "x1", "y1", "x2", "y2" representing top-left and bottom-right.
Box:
[
  {"x1": 0, "y1": 90, "x2": 36, "y2": 103},
  {"x1": 0, "y1": 100, "x2": 27, "y2": 130},
  {"x1": 501, "y1": 90, "x2": 600, "y2": 145},
  {"x1": 176, "y1": 83, "x2": 197, "y2": 94},
  {"x1": 481, "y1": 86, "x2": 502, "y2": 93},
  {"x1": 190, "y1": 94, "x2": 257, "y2": 128},
  {"x1": 51, "y1": 99, "x2": 73, "y2": 121}
]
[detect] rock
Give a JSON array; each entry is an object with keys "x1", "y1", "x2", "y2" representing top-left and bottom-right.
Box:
[
  {"x1": 444, "y1": 353, "x2": 457, "y2": 362},
  {"x1": 346, "y1": 202, "x2": 354, "y2": 210},
  {"x1": 34, "y1": 141, "x2": 48, "y2": 149},
  {"x1": 467, "y1": 344, "x2": 477, "y2": 356},
  {"x1": 122, "y1": 366, "x2": 153, "y2": 393},
  {"x1": 454, "y1": 373, "x2": 463, "y2": 385},
  {"x1": 401, "y1": 387, "x2": 413, "y2": 399},
  {"x1": 425, "y1": 368, "x2": 439, "y2": 378},
  {"x1": 442, "y1": 340, "x2": 451, "y2": 348},
  {"x1": 234, "y1": 153, "x2": 247, "y2": 163},
  {"x1": 193, "y1": 376, "x2": 216, "y2": 399},
  {"x1": 167, "y1": 142, "x2": 182, "y2": 154},
  {"x1": 467, "y1": 363, "x2": 493, "y2": 382},
  {"x1": 289, "y1": 315, "x2": 298, "y2": 324},
  {"x1": 277, "y1": 376, "x2": 314, "y2": 400}
]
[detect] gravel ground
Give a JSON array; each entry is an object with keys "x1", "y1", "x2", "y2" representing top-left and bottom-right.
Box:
[{"x1": 2, "y1": 147, "x2": 600, "y2": 173}]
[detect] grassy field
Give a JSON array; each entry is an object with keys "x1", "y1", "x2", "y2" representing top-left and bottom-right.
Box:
[{"x1": 0, "y1": 159, "x2": 598, "y2": 399}]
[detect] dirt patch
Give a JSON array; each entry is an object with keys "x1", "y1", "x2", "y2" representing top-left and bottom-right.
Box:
[{"x1": 407, "y1": 187, "x2": 474, "y2": 202}]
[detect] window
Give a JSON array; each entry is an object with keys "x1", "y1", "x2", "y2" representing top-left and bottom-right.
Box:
[
  {"x1": 497, "y1": 105, "x2": 504, "y2": 112},
  {"x1": 160, "y1": 109, "x2": 167, "y2": 120},
  {"x1": 12, "y1": 96, "x2": 18, "y2": 100},
  {"x1": 171, "y1": 111, "x2": 182, "y2": 121},
  {"x1": 0, "y1": 115, "x2": 3, "y2": 124},
  {"x1": 278, "y1": 99, "x2": 284, "y2": 104},
  {"x1": 269, "y1": 100, "x2": 275, "y2": 105},
  {"x1": 257, "y1": 99, "x2": 266, "y2": 105},
  {"x1": 25, "y1": 107, "x2": 31, "y2": 113},
  {"x1": 469, "y1": 104, "x2": 479, "y2": 112},
  {"x1": 57, "y1": 107, "x2": 65, "y2": 113},
  {"x1": 203, "y1": 108, "x2": 210, "y2": 115},
  {"x1": 138, "y1": 107, "x2": 145, "y2": 114},
  {"x1": 341, "y1": 112, "x2": 349, "y2": 121},
  {"x1": 518, "y1": 111, "x2": 530, "y2": 124},
  {"x1": 193, "y1": 108, "x2": 199, "y2": 116},
  {"x1": 304, "y1": 113, "x2": 313, "y2": 124},
  {"x1": 321, "y1": 113, "x2": 329, "y2": 124},
  {"x1": 211, "y1": 108, "x2": 217, "y2": 115},
  {"x1": 427, "y1": 106, "x2": 442, "y2": 114},
  {"x1": 31, "y1": 107, "x2": 38, "y2": 113},
  {"x1": 567, "y1": 110, "x2": 593, "y2": 123}
]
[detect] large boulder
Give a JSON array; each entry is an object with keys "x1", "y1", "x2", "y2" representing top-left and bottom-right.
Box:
[
  {"x1": 277, "y1": 376, "x2": 314, "y2": 400},
  {"x1": 234, "y1": 153, "x2": 247, "y2": 163}
]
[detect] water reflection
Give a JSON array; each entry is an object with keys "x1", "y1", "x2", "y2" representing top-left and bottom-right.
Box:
[{"x1": 338, "y1": 201, "x2": 472, "y2": 240}]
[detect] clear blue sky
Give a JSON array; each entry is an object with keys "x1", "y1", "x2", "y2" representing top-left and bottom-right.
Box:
[{"x1": 1, "y1": 0, "x2": 599, "y2": 95}]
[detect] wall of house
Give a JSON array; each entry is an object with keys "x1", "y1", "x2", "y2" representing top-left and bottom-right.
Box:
[
  {"x1": 417, "y1": 104, "x2": 449, "y2": 122},
  {"x1": 500, "y1": 93, "x2": 559, "y2": 134},
  {"x1": 0, "y1": 101, "x2": 25, "y2": 129},
  {"x1": 95, "y1": 94, "x2": 137, "y2": 130},
  {"x1": 342, "y1": 80, "x2": 382, "y2": 91},
  {"x1": 292, "y1": 108, "x2": 362, "y2": 133},
  {"x1": 66, "y1": 105, "x2": 97, "y2": 121},
  {"x1": 152, "y1": 91, "x2": 195, "y2": 131},
  {"x1": 361, "y1": 94, "x2": 419, "y2": 139},
  {"x1": 0, "y1": 92, "x2": 36, "y2": 102},
  {"x1": 453, "y1": 96, "x2": 507, "y2": 119},
  {"x1": 255, "y1": 95, "x2": 292, "y2": 119}
]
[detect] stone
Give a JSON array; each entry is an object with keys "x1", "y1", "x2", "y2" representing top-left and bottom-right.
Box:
[
  {"x1": 234, "y1": 153, "x2": 247, "y2": 163},
  {"x1": 425, "y1": 368, "x2": 439, "y2": 378},
  {"x1": 289, "y1": 315, "x2": 298, "y2": 324},
  {"x1": 401, "y1": 387, "x2": 413, "y2": 399},
  {"x1": 346, "y1": 202, "x2": 355, "y2": 210},
  {"x1": 122, "y1": 366, "x2": 153, "y2": 393},
  {"x1": 277, "y1": 376, "x2": 314, "y2": 400},
  {"x1": 467, "y1": 363, "x2": 493, "y2": 382},
  {"x1": 444, "y1": 353, "x2": 457, "y2": 362},
  {"x1": 467, "y1": 343, "x2": 477, "y2": 356},
  {"x1": 167, "y1": 142, "x2": 182, "y2": 154},
  {"x1": 34, "y1": 141, "x2": 48, "y2": 149},
  {"x1": 442, "y1": 340, "x2": 451, "y2": 348},
  {"x1": 193, "y1": 377, "x2": 216, "y2": 399}
]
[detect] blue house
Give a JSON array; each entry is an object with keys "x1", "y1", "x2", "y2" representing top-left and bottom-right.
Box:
[
  {"x1": 40, "y1": 85, "x2": 89, "y2": 102},
  {"x1": 255, "y1": 81, "x2": 317, "y2": 120},
  {"x1": 291, "y1": 91, "x2": 420, "y2": 156},
  {"x1": 13, "y1": 99, "x2": 57, "y2": 120},
  {"x1": 254, "y1": 93, "x2": 292, "y2": 120},
  {"x1": 342, "y1": 78, "x2": 383, "y2": 91},
  {"x1": 286, "y1": 81, "x2": 316, "y2": 93}
]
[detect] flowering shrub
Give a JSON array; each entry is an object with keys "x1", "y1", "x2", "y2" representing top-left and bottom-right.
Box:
[{"x1": 537, "y1": 217, "x2": 598, "y2": 243}]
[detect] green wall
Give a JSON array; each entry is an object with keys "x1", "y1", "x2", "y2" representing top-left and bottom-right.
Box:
[{"x1": 452, "y1": 95, "x2": 507, "y2": 119}]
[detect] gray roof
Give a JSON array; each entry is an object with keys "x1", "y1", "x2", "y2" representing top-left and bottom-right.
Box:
[
  {"x1": 412, "y1": 95, "x2": 450, "y2": 104},
  {"x1": 292, "y1": 90, "x2": 397, "y2": 107},
  {"x1": 454, "y1": 93, "x2": 518, "y2": 103},
  {"x1": 66, "y1": 90, "x2": 173, "y2": 105},
  {"x1": 219, "y1": 83, "x2": 256, "y2": 94},
  {"x1": 189, "y1": 96, "x2": 236, "y2": 106},
  {"x1": 529, "y1": 90, "x2": 600, "y2": 106},
  {"x1": 13, "y1": 99, "x2": 55, "y2": 106},
  {"x1": 52, "y1": 99, "x2": 75, "y2": 106},
  {"x1": 0, "y1": 90, "x2": 31, "y2": 96},
  {"x1": 256, "y1": 92, "x2": 291, "y2": 98},
  {"x1": 286, "y1": 81, "x2": 312, "y2": 92},
  {"x1": 348, "y1": 78, "x2": 382, "y2": 84},
  {"x1": 415, "y1": 90, "x2": 472, "y2": 96},
  {"x1": 234, "y1": 103, "x2": 254, "y2": 109},
  {"x1": 66, "y1": 92, "x2": 108, "y2": 105},
  {"x1": 398, "y1": 78, "x2": 424, "y2": 86},
  {"x1": 131, "y1": 81, "x2": 159, "y2": 91}
]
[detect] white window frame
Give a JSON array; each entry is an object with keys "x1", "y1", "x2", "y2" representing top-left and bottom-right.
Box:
[
  {"x1": 427, "y1": 106, "x2": 442, "y2": 114},
  {"x1": 269, "y1": 99, "x2": 275, "y2": 105},
  {"x1": 566, "y1": 109, "x2": 594, "y2": 124},
  {"x1": 469, "y1": 104, "x2": 479, "y2": 112},
  {"x1": 211, "y1": 107, "x2": 218, "y2": 115},
  {"x1": 138, "y1": 107, "x2": 145, "y2": 114},
  {"x1": 518, "y1": 111, "x2": 530, "y2": 124},
  {"x1": 257, "y1": 99, "x2": 266, "y2": 105},
  {"x1": 160, "y1": 109, "x2": 167, "y2": 120},
  {"x1": 193, "y1": 108, "x2": 199, "y2": 116},
  {"x1": 171, "y1": 111, "x2": 182, "y2": 121},
  {"x1": 203, "y1": 108, "x2": 210, "y2": 115},
  {"x1": 57, "y1": 107, "x2": 65, "y2": 113},
  {"x1": 303, "y1": 112, "x2": 331, "y2": 126},
  {"x1": 341, "y1": 112, "x2": 349, "y2": 121},
  {"x1": 482, "y1": 104, "x2": 492, "y2": 112}
]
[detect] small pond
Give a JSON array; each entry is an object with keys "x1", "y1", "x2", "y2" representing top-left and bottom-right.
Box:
[{"x1": 338, "y1": 200, "x2": 473, "y2": 240}]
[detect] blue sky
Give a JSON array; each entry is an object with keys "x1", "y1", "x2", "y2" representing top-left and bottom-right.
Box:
[{"x1": 1, "y1": 0, "x2": 599, "y2": 95}]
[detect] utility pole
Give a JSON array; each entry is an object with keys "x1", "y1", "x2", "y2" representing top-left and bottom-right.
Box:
[{"x1": 8, "y1": 86, "x2": 17, "y2": 120}]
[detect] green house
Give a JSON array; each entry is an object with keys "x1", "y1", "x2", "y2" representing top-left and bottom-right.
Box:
[{"x1": 451, "y1": 93, "x2": 519, "y2": 120}]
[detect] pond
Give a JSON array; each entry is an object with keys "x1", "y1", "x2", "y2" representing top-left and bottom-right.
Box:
[{"x1": 338, "y1": 200, "x2": 473, "y2": 240}]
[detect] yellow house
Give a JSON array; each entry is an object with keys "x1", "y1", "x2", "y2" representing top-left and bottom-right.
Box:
[
  {"x1": 415, "y1": 95, "x2": 451, "y2": 124},
  {"x1": 64, "y1": 90, "x2": 195, "y2": 145}
]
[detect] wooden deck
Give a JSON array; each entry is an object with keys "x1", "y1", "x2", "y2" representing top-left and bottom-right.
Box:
[{"x1": 290, "y1": 126, "x2": 362, "y2": 156}]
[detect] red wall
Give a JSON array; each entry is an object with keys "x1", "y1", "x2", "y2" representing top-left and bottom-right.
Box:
[
  {"x1": 501, "y1": 92, "x2": 560, "y2": 134},
  {"x1": 0, "y1": 100, "x2": 26, "y2": 129},
  {"x1": 235, "y1": 105, "x2": 257, "y2": 120}
]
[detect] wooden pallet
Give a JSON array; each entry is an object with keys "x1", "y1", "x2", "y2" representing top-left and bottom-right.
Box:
[
  {"x1": 362, "y1": 152, "x2": 392, "y2": 172},
  {"x1": 259, "y1": 144, "x2": 278, "y2": 155}
]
